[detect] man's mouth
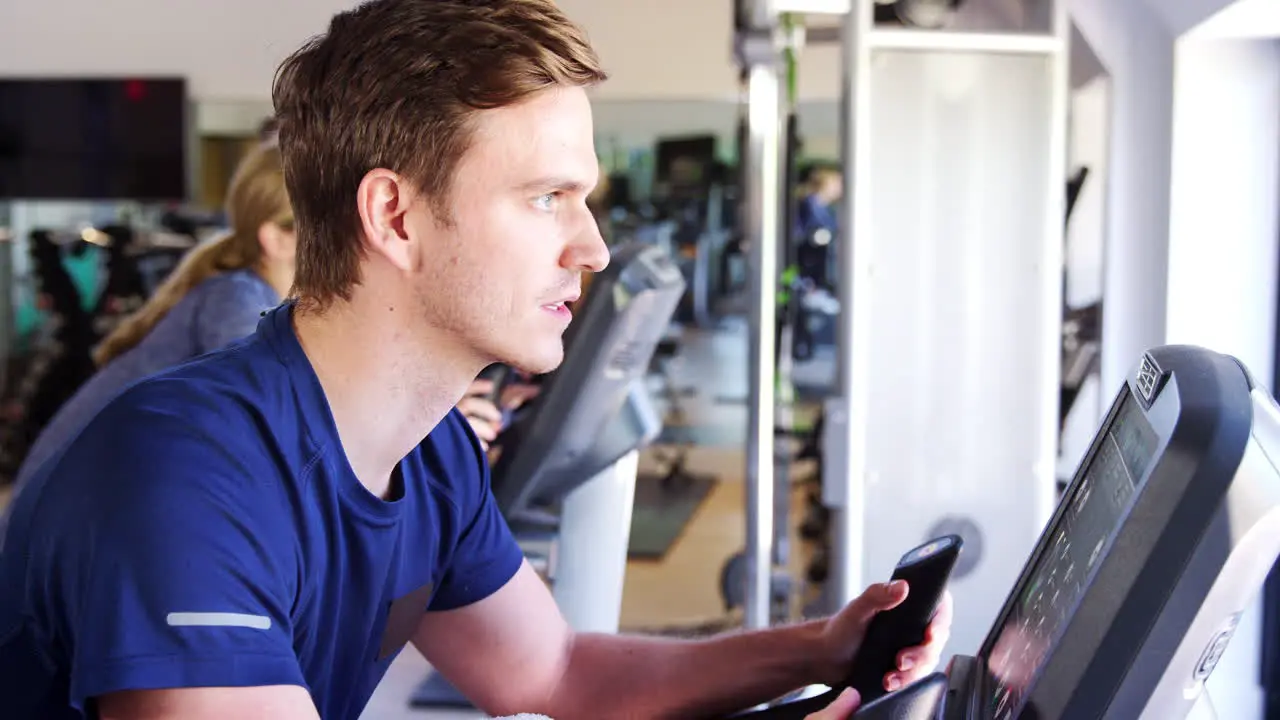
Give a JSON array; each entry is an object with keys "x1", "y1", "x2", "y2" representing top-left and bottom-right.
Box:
[
  {"x1": 542, "y1": 301, "x2": 572, "y2": 320},
  {"x1": 540, "y1": 288, "x2": 580, "y2": 320}
]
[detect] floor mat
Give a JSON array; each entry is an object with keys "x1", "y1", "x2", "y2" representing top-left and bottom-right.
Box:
[
  {"x1": 656, "y1": 423, "x2": 744, "y2": 447},
  {"x1": 628, "y1": 470, "x2": 717, "y2": 560}
]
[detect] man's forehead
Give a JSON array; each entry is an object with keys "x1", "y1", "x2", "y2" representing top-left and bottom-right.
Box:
[{"x1": 467, "y1": 92, "x2": 597, "y2": 184}]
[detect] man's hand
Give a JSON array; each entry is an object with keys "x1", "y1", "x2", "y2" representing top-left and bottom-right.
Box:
[
  {"x1": 456, "y1": 381, "x2": 504, "y2": 450},
  {"x1": 820, "y1": 582, "x2": 954, "y2": 692},
  {"x1": 457, "y1": 377, "x2": 541, "y2": 451},
  {"x1": 499, "y1": 379, "x2": 540, "y2": 411},
  {"x1": 805, "y1": 688, "x2": 861, "y2": 720}
]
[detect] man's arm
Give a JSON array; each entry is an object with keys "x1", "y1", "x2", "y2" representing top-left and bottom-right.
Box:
[
  {"x1": 416, "y1": 562, "x2": 950, "y2": 720},
  {"x1": 415, "y1": 562, "x2": 893, "y2": 719},
  {"x1": 415, "y1": 415, "x2": 948, "y2": 718},
  {"x1": 98, "y1": 686, "x2": 319, "y2": 720}
]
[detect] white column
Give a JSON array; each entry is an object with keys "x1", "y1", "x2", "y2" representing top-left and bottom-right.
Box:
[
  {"x1": 1166, "y1": 34, "x2": 1280, "y2": 720},
  {"x1": 1070, "y1": 0, "x2": 1177, "y2": 403},
  {"x1": 828, "y1": 0, "x2": 1067, "y2": 661},
  {"x1": 552, "y1": 451, "x2": 639, "y2": 634}
]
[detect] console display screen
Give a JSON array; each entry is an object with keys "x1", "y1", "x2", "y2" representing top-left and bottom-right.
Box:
[{"x1": 986, "y1": 391, "x2": 1159, "y2": 719}]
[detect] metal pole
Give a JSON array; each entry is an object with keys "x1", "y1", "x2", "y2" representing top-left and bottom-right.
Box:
[
  {"x1": 743, "y1": 60, "x2": 782, "y2": 631},
  {"x1": 826, "y1": 0, "x2": 874, "y2": 611}
]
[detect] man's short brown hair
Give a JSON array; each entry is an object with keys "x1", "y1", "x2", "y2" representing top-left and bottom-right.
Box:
[{"x1": 272, "y1": 0, "x2": 607, "y2": 308}]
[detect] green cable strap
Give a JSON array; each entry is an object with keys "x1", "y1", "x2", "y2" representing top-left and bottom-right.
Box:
[
  {"x1": 777, "y1": 265, "x2": 799, "y2": 305},
  {"x1": 780, "y1": 13, "x2": 799, "y2": 107}
]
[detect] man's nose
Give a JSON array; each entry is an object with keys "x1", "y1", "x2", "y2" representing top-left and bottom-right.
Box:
[{"x1": 566, "y1": 217, "x2": 610, "y2": 273}]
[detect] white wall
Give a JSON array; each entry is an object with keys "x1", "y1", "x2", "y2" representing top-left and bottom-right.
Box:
[
  {"x1": 0, "y1": 0, "x2": 1084, "y2": 104},
  {"x1": 1070, "y1": 0, "x2": 1177, "y2": 401},
  {"x1": 0, "y1": 0, "x2": 751, "y2": 102},
  {"x1": 1166, "y1": 38, "x2": 1280, "y2": 379},
  {"x1": 1166, "y1": 35, "x2": 1280, "y2": 720},
  {"x1": 0, "y1": 0, "x2": 355, "y2": 100},
  {"x1": 1065, "y1": 77, "x2": 1110, "y2": 309},
  {"x1": 853, "y1": 46, "x2": 1064, "y2": 660}
]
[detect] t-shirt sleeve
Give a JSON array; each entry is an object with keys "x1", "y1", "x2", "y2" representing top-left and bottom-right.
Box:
[
  {"x1": 192, "y1": 275, "x2": 278, "y2": 354},
  {"x1": 428, "y1": 413, "x2": 524, "y2": 612},
  {"x1": 36, "y1": 397, "x2": 305, "y2": 709}
]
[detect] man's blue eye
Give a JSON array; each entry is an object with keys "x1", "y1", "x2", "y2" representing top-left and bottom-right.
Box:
[{"x1": 534, "y1": 193, "x2": 556, "y2": 211}]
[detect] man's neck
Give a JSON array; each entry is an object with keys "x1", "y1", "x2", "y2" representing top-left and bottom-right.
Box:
[{"x1": 292, "y1": 295, "x2": 483, "y2": 499}]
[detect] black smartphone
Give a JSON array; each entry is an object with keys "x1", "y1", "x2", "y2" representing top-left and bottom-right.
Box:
[{"x1": 845, "y1": 534, "x2": 963, "y2": 704}]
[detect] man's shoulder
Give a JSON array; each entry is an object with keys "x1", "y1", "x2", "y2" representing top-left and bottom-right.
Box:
[
  {"x1": 106, "y1": 358, "x2": 273, "y2": 430},
  {"x1": 13, "y1": 355, "x2": 303, "y2": 559},
  {"x1": 77, "y1": 343, "x2": 296, "y2": 468}
]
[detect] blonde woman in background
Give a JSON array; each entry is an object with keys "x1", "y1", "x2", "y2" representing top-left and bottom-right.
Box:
[
  {"x1": 10, "y1": 142, "x2": 297, "y2": 492},
  {"x1": 7, "y1": 140, "x2": 534, "y2": 498}
]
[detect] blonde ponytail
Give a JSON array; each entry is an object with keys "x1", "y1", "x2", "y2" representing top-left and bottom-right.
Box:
[
  {"x1": 92, "y1": 142, "x2": 292, "y2": 366},
  {"x1": 93, "y1": 234, "x2": 245, "y2": 365}
]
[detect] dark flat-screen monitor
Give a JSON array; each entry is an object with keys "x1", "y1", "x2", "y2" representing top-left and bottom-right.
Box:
[
  {"x1": 654, "y1": 134, "x2": 717, "y2": 197},
  {"x1": 0, "y1": 78, "x2": 188, "y2": 201},
  {"x1": 983, "y1": 389, "x2": 1161, "y2": 718}
]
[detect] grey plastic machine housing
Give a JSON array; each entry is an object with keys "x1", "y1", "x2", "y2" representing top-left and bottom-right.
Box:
[{"x1": 938, "y1": 345, "x2": 1280, "y2": 720}]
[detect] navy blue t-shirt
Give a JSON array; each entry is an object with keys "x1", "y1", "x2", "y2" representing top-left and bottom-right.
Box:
[{"x1": 0, "y1": 302, "x2": 524, "y2": 719}]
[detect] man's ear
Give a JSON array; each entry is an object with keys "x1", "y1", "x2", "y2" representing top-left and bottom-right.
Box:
[{"x1": 356, "y1": 169, "x2": 416, "y2": 272}]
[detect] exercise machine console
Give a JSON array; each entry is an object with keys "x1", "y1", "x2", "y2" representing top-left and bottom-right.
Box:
[
  {"x1": 490, "y1": 240, "x2": 686, "y2": 527},
  {"x1": 734, "y1": 345, "x2": 1280, "y2": 719}
]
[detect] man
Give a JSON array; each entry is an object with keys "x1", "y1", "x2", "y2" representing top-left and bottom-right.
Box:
[
  {"x1": 795, "y1": 164, "x2": 842, "y2": 290},
  {"x1": 0, "y1": 2, "x2": 952, "y2": 719}
]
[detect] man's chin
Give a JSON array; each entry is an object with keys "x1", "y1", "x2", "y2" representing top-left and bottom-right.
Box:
[{"x1": 504, "y1": 344, "x2": 565, "y2": 377}]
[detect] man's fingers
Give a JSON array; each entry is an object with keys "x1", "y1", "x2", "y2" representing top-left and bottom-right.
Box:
[
  {"x1": 901, "y1": 644, "x2": 942, "y2": 670},
  {"x1": 892, "y1": 634, "x2": 947, "y2": 686},
  {"x1": 924, "y1": 622, "x2": 950, "y2": 648},
  {"x1": 501, "y1": 383, "x2": 541, "y2": 409},
  {"x1": 804, "y1": 688, "x2": 860, "y2": 720},
  {"x1": 921, "y1": 592, "x2": 952, "y2": 648},
  {"x1": 466, "y1": 379, "x2": 495, "y2": 397},
  {"x1": 466, "y1": 415, "x2": 499, "y2": 441},
  {"x1": 897, "y1": 649, "x2": 917, "y2": 671},
  {"x1": 457, "y1": 397, "x2": 502, "y2": 424},
  {"x1": 850, "y1": 580, "x2": 909, "y2": 623},
  {"x1": 458, "y1": 397, "x2": 503, "y2": 444},
  {"x1": 933, "y1": 591, "x2": 954, "y2": 627}
]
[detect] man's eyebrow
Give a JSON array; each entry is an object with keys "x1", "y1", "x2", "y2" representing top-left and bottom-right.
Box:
[{"x1": 519, "y1": 176, "x2": 590, "y2": 194}]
